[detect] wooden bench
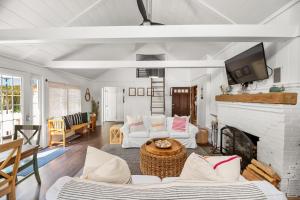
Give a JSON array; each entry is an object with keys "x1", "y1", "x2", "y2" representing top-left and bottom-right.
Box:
[{"x1": 48, "y1": 118, "x2": 89, "y2": 147}]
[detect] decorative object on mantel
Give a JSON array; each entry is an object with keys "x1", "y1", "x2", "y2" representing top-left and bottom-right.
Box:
[
  {"x1": 215, "y1": 92, "x2": 297, "y2": 105},
  {"x1": 85, "y1": 88, "x2": 91, "y2": 102},
  {"x1": 91, "y1": 99, "x2": 99, "y2": 120},
  {"x1": 269, "y1": 85, "x2": 285, "y2": 93},
  {"x1": 137, "y1": 88, "x2": 145, "y2": 96},
  {"x1": 129, "y1": 88, "x2": 136, "y2": 96},
  {"x1": 242, "y1": 159, "x2": 281, "y2": 188},
  {"x1": 220, "y1": 84, "x2": 232, "y2": 95}
]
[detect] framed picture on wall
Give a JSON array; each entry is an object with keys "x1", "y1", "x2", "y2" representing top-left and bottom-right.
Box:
[
  {"x1": 129, "y1": 88, "x2": 136, "y2": 96},
  {"x1": 137, "y1": 88, "x2": 145, "y2": 96},
  {"x1": 147, "y1": 88, "x2": 152, "y2": 96}
]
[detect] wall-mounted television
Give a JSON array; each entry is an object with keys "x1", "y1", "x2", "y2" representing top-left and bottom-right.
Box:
[{"x1": 225, "y1": 43, "x2": 269, "y2": 85}]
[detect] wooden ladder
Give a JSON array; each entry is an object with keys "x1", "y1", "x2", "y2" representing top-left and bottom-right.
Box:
[{"x1": 150, "y1": 77, "x2": 165, "y2": 115}]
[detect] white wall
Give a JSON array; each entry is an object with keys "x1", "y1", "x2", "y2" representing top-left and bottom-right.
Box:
[
  {"x1": 200, "y1": 3, "x2": 300, "y2": 196},
  {"x1": 90, "y1": 68, "x2": 193, "y2": 124},
  {"x1": 0, "y1": 55, "x2": 90, "y2": 147},
  {"x1": 197, "y1": 2, "x2": 300, "y2": 128}
]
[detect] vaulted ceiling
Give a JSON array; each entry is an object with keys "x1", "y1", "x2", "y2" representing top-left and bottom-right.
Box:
[{"x1": 0, "y1": 0, "x2": 294, "y2": 78}]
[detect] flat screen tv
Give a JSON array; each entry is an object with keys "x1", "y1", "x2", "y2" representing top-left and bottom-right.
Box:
[{"x1": 225, "y1": 43, "x2": 269, "y2": 85}]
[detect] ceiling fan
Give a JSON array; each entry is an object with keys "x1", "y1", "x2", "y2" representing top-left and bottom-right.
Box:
[{"x1": 136, "y1": 0, "x2": 164, "y2": 25}]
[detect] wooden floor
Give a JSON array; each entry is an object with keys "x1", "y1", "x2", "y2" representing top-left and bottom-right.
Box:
[
  {"x1": 6, "y1": 126, "x2": 106, "y2": 200},
  {"x1": 2, "y1": 123, "x2": 299, "y2": 200}
]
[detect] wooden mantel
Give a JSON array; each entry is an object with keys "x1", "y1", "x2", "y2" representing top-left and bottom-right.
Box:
[{"x1": 215, "y1": 92, "x2": 297, "y2": 105}]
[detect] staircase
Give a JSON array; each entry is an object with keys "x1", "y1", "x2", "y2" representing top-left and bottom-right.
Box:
[{"x1": 150, "y1": 77, "x2": 165, "y2": 115}]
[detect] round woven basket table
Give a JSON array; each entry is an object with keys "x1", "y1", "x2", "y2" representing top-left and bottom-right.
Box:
[{"x1": 140, "y1": 138, "x2": 187, "y2": 178}]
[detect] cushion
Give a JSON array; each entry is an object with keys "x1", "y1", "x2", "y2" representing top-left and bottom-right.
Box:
[
  {"x1": 65, "y1": 115, "x2": 74, "y2": 127},
  {"x1": 129, "y1": 131, "x2": 149, "y2": 138},
  {"x1": 204, "y1": 155, "x2": 241, "y2": 182},
  {"x1": 63, "y1": 116, "x2": 71, "y2": 130},
  {"x1": 81, "y1": 112, "x2": 88, "y2": 123},
  {"x1": 72, "y1": 113, "x2": 82, "y2": 125},
  {"x1": 127, "y1": 116, "x2": 146, "y2": 133},
  {"x1": 81, "y1": 146, "x2": 131, "y2": 184},
  {"x1": 180, "y1": 153, "x2": 221, "y2": 181},
  {"x1": 172, "y1": 116, "x2": 189, "y2": 132},
  {"x1": 149, "y1": 115, "x2": 166, "y2": 131},
  {"x1": 169, "y1": 131, "x2": 190, "y2": 138},
  {"x1": 149, "y1": 131, "x2": 169, "y2": 138}
]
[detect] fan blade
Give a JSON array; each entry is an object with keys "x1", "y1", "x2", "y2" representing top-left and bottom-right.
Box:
[
  {"x1": 150, "y1": 21, "x2": 164, "y2": 25},
  {"x1": 136, "y1": 0, "x2": 148, "y2": 21}
]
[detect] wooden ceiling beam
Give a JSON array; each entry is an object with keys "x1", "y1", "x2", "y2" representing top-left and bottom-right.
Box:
[{"x1": 0, "y1": 25, "x2": 297, "y2": 44}]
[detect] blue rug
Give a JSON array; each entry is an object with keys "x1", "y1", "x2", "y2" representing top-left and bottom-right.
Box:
[{"x1": 17, "y1": 148, "x2": 68, "y2": 177}]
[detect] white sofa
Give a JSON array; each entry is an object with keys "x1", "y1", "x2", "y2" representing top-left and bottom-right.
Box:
[
  {"x1": 47, "y1": 176, "x2": 286, "y2": 200},
  {"x1": 121, "y1": 116, "x2": 198, "y2": 149}
]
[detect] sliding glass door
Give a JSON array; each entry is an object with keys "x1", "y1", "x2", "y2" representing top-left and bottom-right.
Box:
[{"x1": 0, "y1": 74, "x2": 22, "y2": 143}]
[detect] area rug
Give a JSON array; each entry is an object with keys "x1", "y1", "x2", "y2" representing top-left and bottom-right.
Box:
[
  {"x1": 101, "y1": 144, "x2": 212, "y2": 175},
  {"x1": 17, "y1": 147, "x2": 68, "y2": 177}
]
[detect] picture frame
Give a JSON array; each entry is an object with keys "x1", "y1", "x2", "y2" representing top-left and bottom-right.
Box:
[
  {"x1": 137, "y1": 88, "x2": 145, "y2": 96},
  {"x1": 147, "y1": 88, "x2": 152, "y2": 96},
  {"x1": 129, "y1": 88, "x2": 136, "y2": 96}
]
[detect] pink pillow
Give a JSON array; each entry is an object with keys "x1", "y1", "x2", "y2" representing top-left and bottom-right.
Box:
[{"x1": 172, "y1": 116, "x2": 188, "y2": 132}]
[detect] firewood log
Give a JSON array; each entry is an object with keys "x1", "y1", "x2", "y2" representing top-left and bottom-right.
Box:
[
  {"x1": 251, "y1": 159, "x2": 281, "y2": 181},
  {"x1": 242, "y1": 168, "x2": 264, "y2": 181},
  {"x1": 248, "y1": 164, "x2": 275, "y2": 183}
]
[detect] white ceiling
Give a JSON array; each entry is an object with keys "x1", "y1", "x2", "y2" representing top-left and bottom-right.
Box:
[{"x1": 0, "y1": 0, "x2": 294, "y2": 78}]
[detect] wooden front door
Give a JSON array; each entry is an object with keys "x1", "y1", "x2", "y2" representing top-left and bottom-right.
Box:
[{"x1": 172, "y1": 87, "x2": 191, "y2": 116}]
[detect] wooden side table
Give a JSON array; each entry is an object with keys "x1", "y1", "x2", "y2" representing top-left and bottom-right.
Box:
[
  {"x1": 196, "y1": 128, "x2": 208, "y2": 145},
  {"x1": 109, "y1": 124, "x2": 123, "y2": 144}
]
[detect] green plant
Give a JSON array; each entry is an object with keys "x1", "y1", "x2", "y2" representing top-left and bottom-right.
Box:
[{"x1": 91, "y1": 99, "x2": 99, "y2": 120}]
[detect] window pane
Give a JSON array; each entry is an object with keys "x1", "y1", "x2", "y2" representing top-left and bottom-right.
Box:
[
  {"x1": 13, "y1": 77, "x2": 21, "y2": 95},
  {"x1": 68, "y1": 88, "x2": 81, "y2": 114},
  {"x1": 48, "y1": 87, "x2": 67, "y2": 117},
  {"x1": 13, "y1": 95, "x2": 20, "y2": 105}
]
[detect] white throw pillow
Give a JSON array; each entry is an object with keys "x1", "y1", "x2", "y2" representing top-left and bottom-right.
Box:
[
  {"x1": 149, "y1": 115, "x2": 166, "y2": 132},
  {"x1": 81, "y1": 146, "x2": 131, "y2": 184},
  {"x1": 180, "y1": 153, "x2": 221, "y2": 181},
  {"x1": 204, "y1": 155, "x2": 241, "y2": 182},
  {"x1": 126, "y1": 115, "x2": 146, "y2": 133}
]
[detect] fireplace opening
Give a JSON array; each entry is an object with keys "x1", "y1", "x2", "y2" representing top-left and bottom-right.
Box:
[{"x1": 220, "y1": 126, "x2": 259, "y2": 170}]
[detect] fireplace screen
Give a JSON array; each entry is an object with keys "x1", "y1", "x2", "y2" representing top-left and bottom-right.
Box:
[{"x1": 220, "y1": 126, "x2": 259, "y2": 170}]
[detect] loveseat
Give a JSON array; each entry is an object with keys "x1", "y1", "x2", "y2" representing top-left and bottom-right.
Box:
[{"x1": 121, "y1": 116, "x2": 198, "y2": 149}]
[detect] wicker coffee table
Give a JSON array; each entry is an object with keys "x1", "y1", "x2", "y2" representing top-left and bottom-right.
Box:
[{"x1": 140, "y1": 138, "x2": 187, "y2": 178}]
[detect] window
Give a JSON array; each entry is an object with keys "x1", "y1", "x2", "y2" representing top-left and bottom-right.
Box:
[
  {"x1": 0, "y1": 74, "x2": 22, "y2": 142},
  {"x1": 48, "y1": 82, "x2": 81, "y2": 117}
]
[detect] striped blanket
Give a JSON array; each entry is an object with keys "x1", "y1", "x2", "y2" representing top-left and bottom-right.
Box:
[{"x1": 57, "y1": 178, "x2": 268, "y2": 200}]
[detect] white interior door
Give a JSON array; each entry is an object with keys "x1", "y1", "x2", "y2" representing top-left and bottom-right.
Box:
[
  {"x1": 104, "y1": 87, "x2": 117, "y2": 121},
  {"x1": 103, "y1": 87, "x2": 124, "y2": 122}
]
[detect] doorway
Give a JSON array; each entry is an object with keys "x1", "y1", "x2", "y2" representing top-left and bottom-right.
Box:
[
  {"x1": 102, "y1": 87, "x2": 124, "y2": 122},
  {"x1": 171, "y1": 87, "x2": 190, "y2": 117},
  {"x1": 190, "y1": 85, "x2": 197, "y2": 125}
]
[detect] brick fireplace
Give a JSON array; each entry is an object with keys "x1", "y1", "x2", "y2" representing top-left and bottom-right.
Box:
[{"x1": 217, "y1": 102, "x2": 300, "y2": 196}]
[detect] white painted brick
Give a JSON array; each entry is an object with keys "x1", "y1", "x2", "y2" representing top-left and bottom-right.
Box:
[{"x1": 217, "y1": 102, "x2": 300, "y2": 196}]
